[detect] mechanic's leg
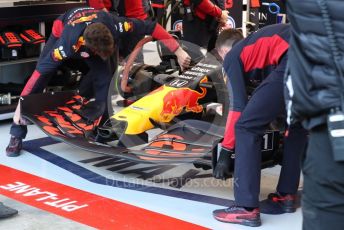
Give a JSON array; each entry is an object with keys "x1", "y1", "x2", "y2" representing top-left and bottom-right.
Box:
[
  {"x1": 277, "y1": 122, "x2": 308, "y2": 194},
  {"x1": 84, "y1": 55, "x2": 116, "y2": 125},
  {"x1": 234, "y1": 77, "x2": 285, "y2": 208}
]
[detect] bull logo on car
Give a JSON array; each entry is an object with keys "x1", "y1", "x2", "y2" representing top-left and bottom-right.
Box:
[{"x1": 161, "y1": 77, "x2": 208, "y2": 117}]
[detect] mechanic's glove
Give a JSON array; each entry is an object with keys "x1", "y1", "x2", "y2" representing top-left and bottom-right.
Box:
[
  {"x1": 213, "y1": 147, "x2": 235, "y2": 180},
  {"x1": 174, "y1": 46, "x2": 191, "y2": 71},
  {"x1": 78, "y1": 100, "x2": 105, "y2": 123}
]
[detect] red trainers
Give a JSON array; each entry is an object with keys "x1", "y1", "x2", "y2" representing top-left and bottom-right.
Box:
[
  {"x1": 213, "y1": 206, "x2": 261, "y2": 227},
  {"x1": 268, "y1": 192, "x2": 297, "y2": 213}
]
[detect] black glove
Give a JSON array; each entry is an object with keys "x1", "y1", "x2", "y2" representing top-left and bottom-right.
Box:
[
  {"x1": 213, "y1": 147, "x2": 235, "y2": 180},
  {"x1": 78, "y1": 100, "x2": 105, "y2": 123}
]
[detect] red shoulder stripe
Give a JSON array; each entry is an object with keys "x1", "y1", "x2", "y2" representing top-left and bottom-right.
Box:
[{"x1": 240, "y1": 35, "x2": 288, "y2": 73}]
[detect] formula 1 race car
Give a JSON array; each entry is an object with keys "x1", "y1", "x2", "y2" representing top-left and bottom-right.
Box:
[{"x1": 20, "y1": 38, "x2": 283, "y2": 171}]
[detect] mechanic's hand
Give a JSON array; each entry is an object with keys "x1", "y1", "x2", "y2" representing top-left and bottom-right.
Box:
[
  {"x1": 213, "y1": 147, "x2": 235, "y2": 180},
  {"x1": 218, "y1": 10, "x2": 229, "y2": 27},
  {"x1": 78, "y1": 100, "x2": 106, "y2": 123},
  {"x1": 174, "y1": 46, "x2": 191, "y2": 71}
]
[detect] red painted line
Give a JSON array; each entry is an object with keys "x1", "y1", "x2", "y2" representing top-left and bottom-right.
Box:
[{"x1": 0, "y1": 165, "x2": 208, "y2": 230}]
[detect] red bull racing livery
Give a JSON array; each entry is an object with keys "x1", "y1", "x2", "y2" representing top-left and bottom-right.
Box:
[{"x1": 20, "y1": 41, "x2": 283, "y2": 173}]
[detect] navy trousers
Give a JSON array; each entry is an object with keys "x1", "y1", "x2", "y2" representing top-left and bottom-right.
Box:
[{"x1": 233, "y1": 73, "x2": 308, "y2": 208}]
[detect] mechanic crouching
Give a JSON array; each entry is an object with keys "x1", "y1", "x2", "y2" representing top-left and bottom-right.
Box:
[
  {"x1": 6, "y1": 7, "x2": 191, "y2": 157},
  {"x1": 212, "y1": 24, "x2": 308, "y2": 227}
]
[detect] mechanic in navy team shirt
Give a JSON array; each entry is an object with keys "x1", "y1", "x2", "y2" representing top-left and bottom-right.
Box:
[
  {"x1": 6, "y1": 7, "x2": 191, "y2": 157},
  {"x1": 212, "y1": 24, "x2": 308, "y2": 227}
]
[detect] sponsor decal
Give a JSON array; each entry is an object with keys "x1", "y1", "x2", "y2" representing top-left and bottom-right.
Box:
[
  {"x1": 123, "y1": 21, "x2": 133, "y2": 32},
  {"x1": 118, "y1": 22, "x2": 123, "y2": 33},
  {"x1": 226, "y1": 16, "x2": 236, "y2": 29},
  {"x1": 72, "y1": 36, "x2": 85, "y2": 52},
  {"x1": 172, "y1": 20, "x2": 183, "y2": 33},
  {"x1": 174, "y1": 63, "x2": 216, "y2": 81},
  {"x1": 197, "y1": 63, "x2": 218, "y2": 69},
  {"x1": 67, "y1": 8, "x2": 96, "y2": 20},
  {"x1": 80, "y1": 52, "x2": 90, "y2": 58},
  {"x1": 178, "y1": 75, "x2": 194, "y2": 80},
  {"x1": 169, "y1": 79, "x2": 188, "y2": 88},
  {"x1": 162, "y1": 77, "x2": 208, "y2": 117},
  {"x1": 59, "y1": 46, "x2": 67, "y2": 58},
  {"x1": 131, "y1": 105, "x2": 148, "y2": 111},
  {"x1": 68, "y1": 14, "x2": 98, "y2": 26},
  {"x1": 53, "y1": 48, "x2": 63, "y2": 61},
  {"x1": 52, "y1": 46, "x2": 66, "y2": 61}
]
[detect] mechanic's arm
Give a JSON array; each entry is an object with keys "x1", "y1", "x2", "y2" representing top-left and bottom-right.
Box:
[
  {"x1": 21, "y1": 38, "x2": 73, "y2": 97},
  {"x1": 21, "y1": 18, "x2": 71, "y2": 97},
  {"x1": 196, "y1": 0, "x2": 228, "y2": 26},
  {"x1": 13, "y1": 33, "x2": 71, "y2": 124},
  {"x1": 213, "y1": 49, "x2": 247, "y2": 179},
  {"x1": 151, "y1": 23, "x2": 191, "y2": 69},
  {"x1": 221, "y1": 52, "x2": 248, "y2": 150},
  {"x1": 117, "y1": 18, "x2": 191, "y2": 69}
]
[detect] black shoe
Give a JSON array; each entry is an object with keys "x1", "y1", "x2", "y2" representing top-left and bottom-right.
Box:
[
  {"x1": 267, "y1": 192, "x2": 297, "y2": 213},
  {"x1": 6, "y1": 136, "x2": 22, "y2": 157},
  {"x1": 213, "y1": 206, "x2": 261, "y2": 227},
  {"x1": 0, "y1": 203, "x2": 18, "y2": 219}
]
